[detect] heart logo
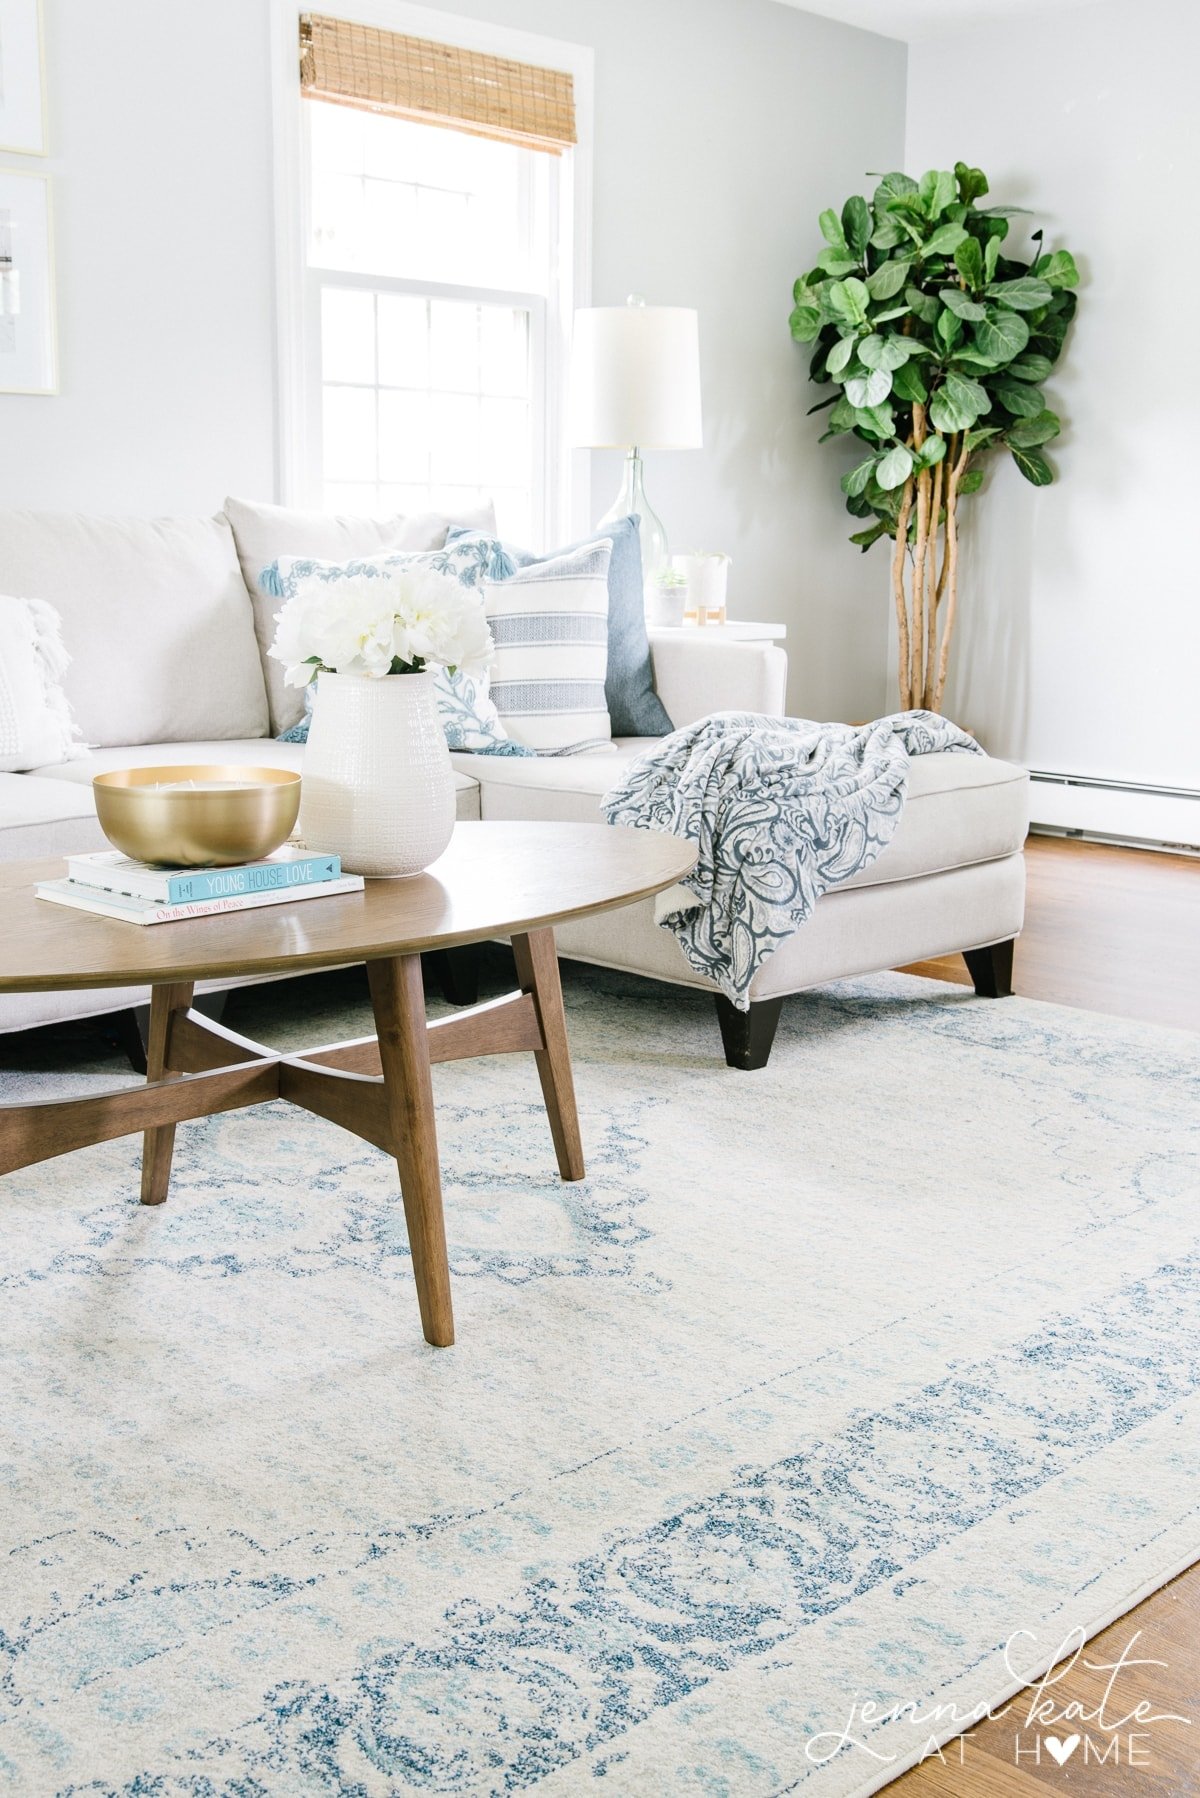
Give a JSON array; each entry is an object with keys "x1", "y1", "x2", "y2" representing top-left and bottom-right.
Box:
[{"x1": 1044, "y1": 1734, "x2": 1081, "y2": 1766}]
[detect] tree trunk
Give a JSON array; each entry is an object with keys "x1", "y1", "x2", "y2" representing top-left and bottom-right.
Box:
[
  {"x1": 891, "y1": 477, "x2": 915, "y2": 712},
  {"x1": 933, "y1": 442, "x2": 971, "y2": 713}
]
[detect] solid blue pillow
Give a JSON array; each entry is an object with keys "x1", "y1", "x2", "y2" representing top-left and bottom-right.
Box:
[{"x1": 448, "y1": 515, "x2": 673, "y2": 738}]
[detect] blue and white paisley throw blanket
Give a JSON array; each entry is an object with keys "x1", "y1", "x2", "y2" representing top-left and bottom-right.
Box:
[{"x1": 602, "y1": 709, "x2": 980, "y2": 1008}]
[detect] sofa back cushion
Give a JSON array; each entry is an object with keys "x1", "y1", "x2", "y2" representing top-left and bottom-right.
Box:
[
  {"x1": 0, "y1": 511, "x2": 269, "y2": 748},
  {"x1": 224, "y1": 495, "x2": 497, "y2": 733}
]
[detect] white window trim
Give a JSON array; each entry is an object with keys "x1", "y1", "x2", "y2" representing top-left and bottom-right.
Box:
[{"x1": 269, "y1": 0, "x2": 594, "y2": 545}]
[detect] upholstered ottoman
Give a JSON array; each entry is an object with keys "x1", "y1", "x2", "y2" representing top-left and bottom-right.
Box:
[{"x1": 454, "y1": 745, "x2": 1031, "y2": 1069}]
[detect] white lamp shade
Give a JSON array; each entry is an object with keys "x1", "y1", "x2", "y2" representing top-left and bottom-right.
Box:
[{"x1": 569, "y1": 303, "x2": 702, "y2": 450}]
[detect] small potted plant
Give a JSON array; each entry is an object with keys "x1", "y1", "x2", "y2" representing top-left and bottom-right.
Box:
[{"x1": 269, "y1": 564, "x2": 493, "y2": 877}]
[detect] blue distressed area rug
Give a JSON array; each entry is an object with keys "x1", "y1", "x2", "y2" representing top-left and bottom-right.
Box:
[{"x1": 1, "y1": 966, "x2": 1197, "y2": 1795}]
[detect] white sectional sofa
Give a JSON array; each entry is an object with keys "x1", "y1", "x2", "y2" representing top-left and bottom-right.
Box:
[{"x1": 0, "y1": 504, "x2": 1029, "y2": 1068}]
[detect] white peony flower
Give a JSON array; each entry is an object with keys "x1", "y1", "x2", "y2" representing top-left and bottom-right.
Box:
[{"x1": 268, "y1": 562, "x2": 495, "y2": 685}]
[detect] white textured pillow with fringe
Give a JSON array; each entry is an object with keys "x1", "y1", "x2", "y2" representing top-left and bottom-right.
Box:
[{"x1": 0, "y1": 595, "x2": 84, "y2": 771}]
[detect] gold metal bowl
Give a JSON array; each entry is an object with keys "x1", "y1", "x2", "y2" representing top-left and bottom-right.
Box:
[{"x1": 93, "y1": 765, "x2": 302, "y2": 867}]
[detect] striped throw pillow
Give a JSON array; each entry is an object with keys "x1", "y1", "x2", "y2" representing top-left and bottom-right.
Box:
[{"x1": 484, "y1": 540, "x2": 614, "y2": 754}]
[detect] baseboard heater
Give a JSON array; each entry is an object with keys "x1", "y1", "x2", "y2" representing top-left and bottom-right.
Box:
[{"x1": 1029, "y1": 770, "x2": 1200, "y2": 855}]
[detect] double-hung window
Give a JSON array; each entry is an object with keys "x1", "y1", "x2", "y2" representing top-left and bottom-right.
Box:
[{"x1": 288, "y1": 10, "x2": 585, "y2": 548}]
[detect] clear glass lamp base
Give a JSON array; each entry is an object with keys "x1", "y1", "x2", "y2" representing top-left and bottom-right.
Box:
[{"x1": 595, "y1": 448, "x2": 668, "y2": 615}]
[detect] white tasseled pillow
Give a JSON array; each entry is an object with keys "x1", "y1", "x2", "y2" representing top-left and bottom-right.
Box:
[{"x1": 0, "y1": 594, "x2": 84, "y2": 771}]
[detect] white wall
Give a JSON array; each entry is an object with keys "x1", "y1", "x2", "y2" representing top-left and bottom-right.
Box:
[
  {"x1": 0, "y1": 0, "x2": 906, "y2": 724},
  {"x1": 906, "y1": 0, "x2": 1200, "y2": 802},
  {"x1": 0, "y1": 0, "x2": 279, "y2": 515}
]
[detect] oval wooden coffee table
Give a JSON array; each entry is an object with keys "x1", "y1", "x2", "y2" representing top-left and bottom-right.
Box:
[{"x1": 0, "y1": 822, "x2": 695, "y2": 1347}]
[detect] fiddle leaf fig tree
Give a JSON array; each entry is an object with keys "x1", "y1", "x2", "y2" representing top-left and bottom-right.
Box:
[{"x1": 790, "y1": 163, "x2": 1079, "y2": 713}]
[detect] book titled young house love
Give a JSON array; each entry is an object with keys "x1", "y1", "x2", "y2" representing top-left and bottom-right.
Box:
[
  {"x1": 35, "y1": 872, "x2": 364, "y2": 927},
  {"x1": 65, "y1": 847, "x2": 343, "y2": 906}
]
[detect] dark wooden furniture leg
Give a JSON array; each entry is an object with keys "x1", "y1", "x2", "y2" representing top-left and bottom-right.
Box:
[
  {"x1": 715, "y1": 994, "x2": 784, "y2": 1071},
  {"x1": 139, "y1": 980, "x2": 194, "y2": 1205},
  {"x1": 511, "y1": 928, "x2": 584, "y2": 1181},
  {"x1": 367, "y1": 954, "x2": 455, "y2": 1348},
  {"x1": 963, "y1": 938, "x2": 1015, "y2": 998},
  {"x1": 430, "y1": 944, "x2": 480, "y2": 1007}
]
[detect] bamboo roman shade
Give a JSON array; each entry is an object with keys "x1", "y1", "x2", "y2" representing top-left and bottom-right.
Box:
[{"x1": 299, "y1": 14, "x2": 576, "y2": 154}]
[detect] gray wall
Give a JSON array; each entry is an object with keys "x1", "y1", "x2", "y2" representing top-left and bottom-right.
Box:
[{"x1": 0, "y1": 0, "x2": 907, "y2": 724}]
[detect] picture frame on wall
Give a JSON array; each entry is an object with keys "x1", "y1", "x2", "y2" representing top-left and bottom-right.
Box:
[
  {"x1": 0, "y1": 167, "x2": 56, "y2": 393},
  {"x1": 0, "y1": 0, "x2": 47, "y2": 156}
]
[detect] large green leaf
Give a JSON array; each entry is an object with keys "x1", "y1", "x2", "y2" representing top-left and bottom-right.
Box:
[
  {"x1": 974, "y1": 307, "x2": 1029, "y2": 362},
  {"x1": 849, "y1": 520, "x2": 889, "y2": 551},
  {"x1": 842, "y1": 195, "x2": 871, "y2": 258},
  {"x1": 939, "y1": 287, "x2": 987, "y2": 321},
  {"x1": 857, "y1": 333, "x2": 912, "y2": 371},
  {"x1": 929, "y1": 370, "x2": 989, "y2": 432},
  {"x1": 1011, "y1": 445, "x2": 1054, "y2": 485},
  {"x1": 953, "y1": 235, "x2": 984, "y2": 290},
  {"x1": 987, "y1": 276, "x2": 1053, "y2": 311},
  {"x1": 919, "y1": 168, "x2": 957, "y2": 217},
  {"x1": 914, "y1": 433, "x2": 947, "y2": 469},
  {"x1": 949, "y1": 349, "x2": 1000, "y2": 371},
  {"x1": 870, "y1": 213, "x2": 908, "y2": 251},
  {"x1": 854, "y1": 401, "x2": 896, "y2": 438},
  {"x1": 828, "y1": 277, "x2": 870, "y2": 326},
  {"x1": 876, "y1": 444, "x2": 914, "y2": 490},
  {"x1": 826, "y1": 335, "x2": 857, "y2": 375},
  {"x1": 818, "y1": 248, "x2": 859, "y2": 277},
  {"x1": 841, "y1": 452, "x2": 879, "y2": 497},
  {"x1": 873, "y1": 171, "x2": 919, "y2": 204},
  {"x1": 1037, "y1": 249, "x2": 1080, "y2": 289},
  {"x1": 957, "y1": 469, "x2": 985, "y2": 495},
  {"x1": 870, "y1": 304, "x2": 911, "y2": 325},
  {"x1": 865, "y1": 258, "x2": 911, "y2": 301},
  {"x1": 923, "y1": 222, "x2": 969, "y2": 257},
  {"x1": 936, "y1": 307, "x2": 963, "y2": 352},
  {"x1": 905, "y1": 287, "x2": 940, "y2": 325},
  {"x1": 1006, "y1": 352, "x2": 1053, "y2": 383},
  {"x1": 818, "y1": 395, "x2": 857, "y2": 440},
  {"x1": 845, "y1": 367, "x2": 893, "y2": 408},
  {"x1": 947, "y1": 371, "x2": 990, "y2": 414},
  {"x1": 1006, "y1": 408, "x2": 1061, "y2": 448},
  {"x1": 819, "y1": 207, "x2": 846, "y2": 249},
  {"x1": 964, "y1": 425, "x2": 1002, "y2": 451},
  {"x1": 954, "y1": 161, "x2": 989, "y2": 204},
  {"x1": 891, "y1": 360, "x2": 928, "y2": 403},
  {"x1": 793, "y1": 276, "x2": 821, "y2": 308},
  {"x1": 789, "y1": 305, "x2": 822, "y2": 343},
  {"x1": 992, "y1": 378, "x2": 1045, "y2": 417},
  {"x1": 984, "y1": 235, "x2": 1002, "y2": 282}
]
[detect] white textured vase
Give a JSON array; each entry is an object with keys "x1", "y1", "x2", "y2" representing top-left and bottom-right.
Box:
[{"x1": 298, "y1": 670, "x2": 456, "y2": 877}]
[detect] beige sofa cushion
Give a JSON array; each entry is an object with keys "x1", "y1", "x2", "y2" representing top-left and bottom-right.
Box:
[
  {"x1": 450, "y1": 745, "x2": 1029, "y2": 888},
  {"x1": 0, "y1": 510, "x2": 269, "y2": 747},
  {"x1": 29, "y1": 739, "x2": 483, "y2": 822},
  {"x1": 0, "y1": 511, "x2": 269, "y2": 748},
  {"x1": 223, "y1": 495, "x2": 497, "y2": 734},
  {"x1": 0, "y1": 772, "x2": 106, "y2": 860}
]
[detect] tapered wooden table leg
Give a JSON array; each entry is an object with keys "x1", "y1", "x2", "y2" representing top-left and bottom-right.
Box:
[
  {"x1": 139, "y1": 980, "x2": 194, "y2": 1206},
  {"x1": 512, "y1": 928, "x2": 584, "y2": 1182},
  {"x1": 367, "y1": 953, "x2": 455, "y2": 1348}
]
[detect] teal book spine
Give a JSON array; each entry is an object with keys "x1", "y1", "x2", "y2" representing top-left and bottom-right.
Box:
[{"x1": 165, "y1": 855, "x2": 341, "y2": 905}]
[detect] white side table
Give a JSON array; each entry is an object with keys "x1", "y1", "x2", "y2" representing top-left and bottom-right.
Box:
[{"x1": 648, "y1": 621, "x2": 787, "y2": 643}]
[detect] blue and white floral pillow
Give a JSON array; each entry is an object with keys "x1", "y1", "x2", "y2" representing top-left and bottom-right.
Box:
[{"x1": 260, "y1": 538, "x2": 533, "y2": 756}]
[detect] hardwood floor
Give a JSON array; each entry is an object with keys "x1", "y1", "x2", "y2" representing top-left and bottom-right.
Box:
[
  {"x1": 889, "y1": 834, "x2": 1200, "y2": 1794},
  {"x1": 902, "y1": 833, "x2": 1200, "y2": 1032}
]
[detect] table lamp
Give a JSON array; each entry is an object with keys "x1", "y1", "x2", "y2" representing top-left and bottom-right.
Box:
[{"x1": 569, "y1": 296, "x2": 702, "y2": 606}]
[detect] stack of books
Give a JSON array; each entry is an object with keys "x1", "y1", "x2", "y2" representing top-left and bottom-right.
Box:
[{"x1": 36, "y1": 848, "x2": 364, "y2": 925}]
